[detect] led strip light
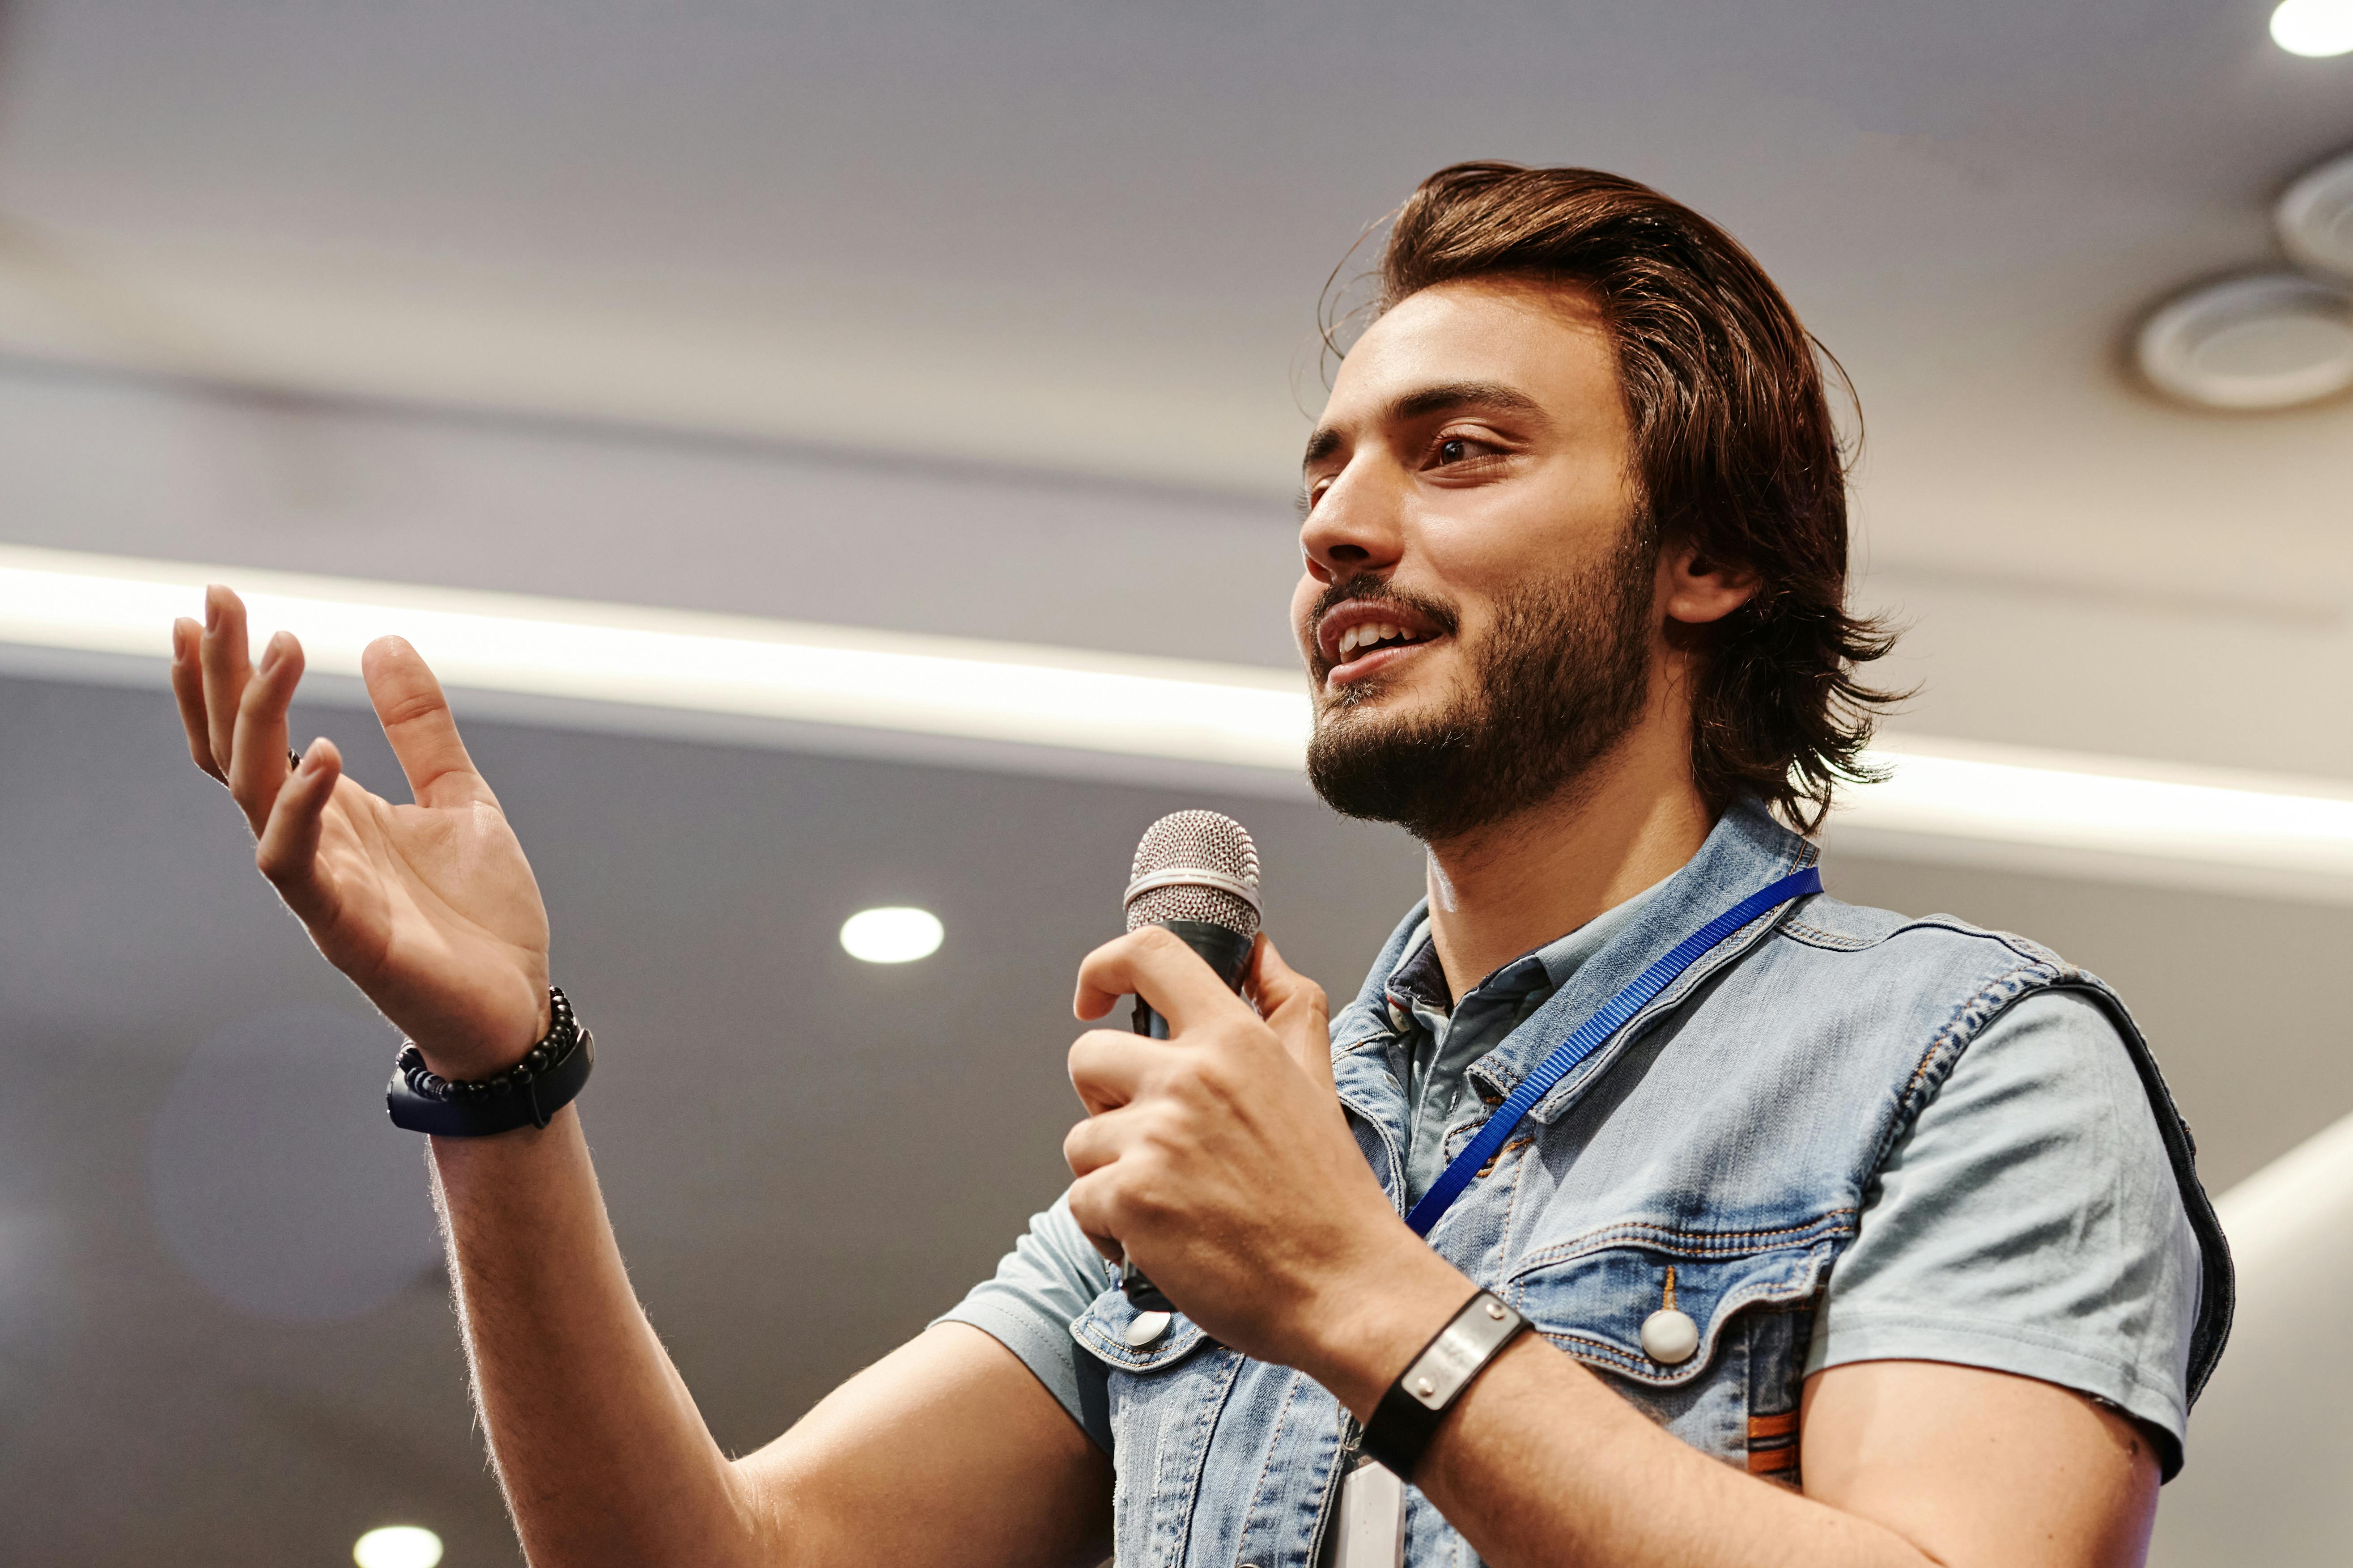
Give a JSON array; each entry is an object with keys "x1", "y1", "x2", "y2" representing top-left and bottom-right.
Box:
[
  {"x1": 0, "y1": 543, "x2": 1308, "y2": 771},
  {"x1": 5, "y1": 542, "x2": 2352, "y2": 893}
]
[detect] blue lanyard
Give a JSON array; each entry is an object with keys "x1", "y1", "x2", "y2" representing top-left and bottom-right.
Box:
[{"x1": 1402, "y1": 864, "x2": 1822, "y2": 1237}]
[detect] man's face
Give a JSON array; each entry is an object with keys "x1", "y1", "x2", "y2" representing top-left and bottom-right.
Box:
[{"x1": 1291, "y1": 276, "x2": 1657, "y2": 839}]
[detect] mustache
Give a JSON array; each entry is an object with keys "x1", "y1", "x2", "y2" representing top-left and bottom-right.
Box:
[{"x1": 1307, "y1": 576, "x2": 1461, "y2": 658}]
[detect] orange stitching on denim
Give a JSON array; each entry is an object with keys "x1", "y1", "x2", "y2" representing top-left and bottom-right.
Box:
[
  {"x1": 1511, "y1": 1213, "x2": 1853, "y2": 1276},
  {"x1": 1476, "y1": 1134, "x2": 1535, "y2": 1180},
  {"x1": 1517, "y1": 1268, "x2": 1823, "y2": 1386},
  {"x1": 1899, "y1": 964, "x2": 2060, "y2": 1102}
]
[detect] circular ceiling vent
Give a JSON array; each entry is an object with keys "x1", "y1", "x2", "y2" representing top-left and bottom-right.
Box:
[
  {"x1": 2279, "y1": 147, "x2": 2353, "y2": 279},
  {"x1": 2136, "y1": 271, "x2": 2353, "y2": 410}
]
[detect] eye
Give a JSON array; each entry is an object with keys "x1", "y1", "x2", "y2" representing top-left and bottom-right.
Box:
[{"x1": 1429, "y1": 432, "x2": 1504, "y2": 471}]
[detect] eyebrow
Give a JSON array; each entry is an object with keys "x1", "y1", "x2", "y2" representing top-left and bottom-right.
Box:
[{"x1": 1300, "y1": 380, "x2": 1547, "y2": 470}]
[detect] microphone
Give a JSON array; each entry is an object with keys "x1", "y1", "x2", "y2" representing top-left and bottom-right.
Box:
[{"x1": 1116, "y1": 809, "x2": 1263, "y2": 1310}]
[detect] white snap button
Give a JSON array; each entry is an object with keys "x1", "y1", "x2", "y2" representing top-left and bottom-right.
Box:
[
  {"x1": 1639, "y1": 1307, "x2": 1699, "y2": 1365},
  {"x1": 1124, "y1": 1310, "x2": 1172, "y2": 1348}
]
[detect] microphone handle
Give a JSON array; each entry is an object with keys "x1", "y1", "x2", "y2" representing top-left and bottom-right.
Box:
[{"x1": 1121, "y1": 919, "x2": 1257, "y2": 1312}]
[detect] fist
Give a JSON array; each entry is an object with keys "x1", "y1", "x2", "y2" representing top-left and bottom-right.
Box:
[{"x1": 1061, "y1": 929, "x2": 1407, "y2": 1369}]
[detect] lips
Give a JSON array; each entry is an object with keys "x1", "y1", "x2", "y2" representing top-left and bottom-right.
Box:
[{"x1": 1314, "y1": 599, "x2": 1445, "y2": 677}]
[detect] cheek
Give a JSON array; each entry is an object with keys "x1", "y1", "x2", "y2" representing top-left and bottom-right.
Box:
[{"x1": 1288, "y1": 578, "x2": 1321, "y2": 656}]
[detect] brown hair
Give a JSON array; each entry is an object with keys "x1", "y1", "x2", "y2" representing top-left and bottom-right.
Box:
[{"x1": 1347, "y1": 161, "x2": 1900, "y2": 832}]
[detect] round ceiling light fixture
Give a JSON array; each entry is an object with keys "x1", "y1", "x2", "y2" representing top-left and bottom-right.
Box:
[
  {"x1": 2279, "y1": 148, "x2": 2353, "y2": 279},
  {"x1": 2272, "y1": 0, "x2": 2353, "y2": 56},
  {"x1": 839, "y1": 906, "x2": 944, "y2": 964},
  {"x1": 2136, "y1": 271, "x2": 2353, "y2": 410},
  {"x1": 353, "y1": 1526, "x2": 444, "y2": 1568}
]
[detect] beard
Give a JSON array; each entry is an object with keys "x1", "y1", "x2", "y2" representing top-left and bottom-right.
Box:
[{"x1": 1306, "y1": 524, "x2": 1657, "y2": 842}]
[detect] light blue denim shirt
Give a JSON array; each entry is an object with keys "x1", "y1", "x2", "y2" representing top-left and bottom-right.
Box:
[
  {"x1": 1382, "y1": 879, "x2": 1667, "y2": 1209},
  {"x1": 942, "y1": 801, "x2": 2232, "y2": 1566}
]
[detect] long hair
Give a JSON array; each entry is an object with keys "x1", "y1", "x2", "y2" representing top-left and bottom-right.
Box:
[{"x1": 1355, "y1": 161, "x2": 1901, "y2": 831}]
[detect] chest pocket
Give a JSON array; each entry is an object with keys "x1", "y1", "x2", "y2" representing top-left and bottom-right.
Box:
[
  {"x1": 1073, "y1": 1288, "x2": 1241, "y2": 1566},
  {"x1": 1503, "y1": 1225, "x2": 1838, "y2": 1479}
]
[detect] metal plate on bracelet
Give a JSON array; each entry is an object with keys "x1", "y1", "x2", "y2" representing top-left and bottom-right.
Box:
[{"x1": 1404, "y1": 1295, "x2": 1521, "y2": 1409}]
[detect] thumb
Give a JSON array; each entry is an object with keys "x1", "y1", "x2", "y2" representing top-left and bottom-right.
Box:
[
  {"x1": 1248, "y1": 933, "x2": 1333, "y2": 1091},
  {"x1": 361, "y1": 636, "x2": 493, "y2": 809}
]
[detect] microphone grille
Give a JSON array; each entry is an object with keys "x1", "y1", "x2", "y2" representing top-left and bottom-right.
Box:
[{"x1": 1124, "y1": 810, "x2": 1262, "y2": 938}]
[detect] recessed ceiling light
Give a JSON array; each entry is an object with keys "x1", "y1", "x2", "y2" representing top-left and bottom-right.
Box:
[
  {"x1": 2136, "y1": 271, "x2": 2353, "y2": 410},
  {"x1": 2280, "y1": 148, "x2": 2353, "y2": 279},
  {"x1": 353, "y1": 1526, "x2": 444, "y2": 1568},
  {"x1": 2272, "y1": 0, "x2": 2353, "y2": 55},
  {"x1": 840, "y1": 906, "x2": 944, "y2": 964}
]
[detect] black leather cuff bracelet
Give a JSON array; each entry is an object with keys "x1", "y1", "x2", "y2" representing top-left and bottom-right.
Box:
[
  {"x1": 1358, "y1": 1288, "x2": 1529, "y2": 1479},
  {"x1": 385, "y1": 986, "x2": 595, "y2": 1137}
]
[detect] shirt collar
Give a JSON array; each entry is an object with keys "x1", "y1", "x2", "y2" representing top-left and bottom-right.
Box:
[
  {"x1": 1380, "y1": 875, "x2": 1664, "y2": 1031},
  {"x1": 1331, "y1": 797, "x2": 1818, "y2": 1077}
]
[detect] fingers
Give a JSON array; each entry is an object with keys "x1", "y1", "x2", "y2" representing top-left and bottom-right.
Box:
[
  {"x1": 361, "y1": 636, "x2": 492, "y2": 809},
  {"x1": 1061, "y1": 1103, "x2": 1141, "y2": 1181},
  {"x1": 1067, "y1": 1028, "x2": 1157, "y2": 1116},
  {"x1": 1063, "y1": 1168, "x2": 1132, "y2": 1268},
  {"x1": 197, "y1": 585, "x2": 253, "y2": 777},
  {"x1": 227, "y1": 631, "x2": 305, "y2": 834},
  {"x1": 1247, "y1": 934, "x2": 1334, "y2": 1089},
  {"x1": 1073, "y1": 926, "x2": 1244, "y2": 1030},
  {"x1": 170, "y1": 618, "x2": 224, "y2": 782},
  {"x1": 254, "y1": 737, "x2": 344, "y2": 929},
  {"x1": 1064, "y1": 1112, "x2": 1162, "y2": 1258}
]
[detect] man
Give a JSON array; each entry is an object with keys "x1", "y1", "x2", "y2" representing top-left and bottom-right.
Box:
[{"x1": 172, "y1": 163, "x2": 2227, "y2": 1567}]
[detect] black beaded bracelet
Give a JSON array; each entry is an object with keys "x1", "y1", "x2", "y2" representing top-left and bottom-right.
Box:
[{"x1": 385, "y1": 986, "x2": 595, "y2": 1137}]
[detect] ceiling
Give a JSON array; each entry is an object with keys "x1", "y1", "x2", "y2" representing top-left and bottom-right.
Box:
[
  {"x1": 2, "y1": 0, "x2": 2349, "y2": 787},
  {"x1": 1, "y1": 2, "x2": 2349, "y2": 1563},
  {"x1": 0, "y1": 0, "x2": 2347, "y2": 582}
]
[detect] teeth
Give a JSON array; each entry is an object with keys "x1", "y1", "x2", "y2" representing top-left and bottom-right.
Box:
[{"x1": 1337, "y1": 621, "x2": 1416, "y2": 661}]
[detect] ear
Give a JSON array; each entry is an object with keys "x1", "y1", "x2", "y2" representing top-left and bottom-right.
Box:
[{"x1": 1659, "y1": 542, "x2": 1759, "y2": 627}]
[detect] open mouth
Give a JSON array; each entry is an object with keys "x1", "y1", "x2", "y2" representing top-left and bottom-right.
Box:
[
  {"x1": 1316, "y1": 601, "x2": 1448, "y2": 683},
  {"x1": 1333, "y1": 620, "x2": 1436, "y2": 665}
]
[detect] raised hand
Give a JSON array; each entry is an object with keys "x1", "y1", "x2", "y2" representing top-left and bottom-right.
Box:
[{"x1": 170, "y1": 585, "x2": 552, "y2": 1080}]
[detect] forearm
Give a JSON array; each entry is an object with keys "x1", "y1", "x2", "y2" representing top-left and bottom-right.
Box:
[
  {"x1": 429, "y1": 1108, "x2": 770, "y2": 1568},
  {"x1": 1301, "y1": 1250, "x2": 1933, "y2": 1568}
]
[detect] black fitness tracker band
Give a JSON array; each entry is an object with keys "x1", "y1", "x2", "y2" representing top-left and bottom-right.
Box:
[
  {"x1": 1359, "y1": 1288, "x2": 1530, "y2": 1478},
  {"x1": 385, "y1": 985, "x2": 595, "y2": 1137}
]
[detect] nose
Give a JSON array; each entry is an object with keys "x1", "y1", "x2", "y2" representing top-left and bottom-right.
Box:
[{"x1": 1298, "y1": 462, "x2": 1405, "y2": 585}]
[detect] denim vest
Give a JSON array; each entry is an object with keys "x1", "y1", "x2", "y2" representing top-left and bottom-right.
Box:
[{"x1": 1069, "y1": 801, "x2": 2234, "y2": 1568}]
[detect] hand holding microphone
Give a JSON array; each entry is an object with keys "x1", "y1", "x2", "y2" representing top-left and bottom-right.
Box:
[
  {"x1": 1113, "y1": 812, "x2": 1267, "y2": 1307},
  {"x1": 1066, "y1": 813, "x2": 1423, "y2": 1370}
]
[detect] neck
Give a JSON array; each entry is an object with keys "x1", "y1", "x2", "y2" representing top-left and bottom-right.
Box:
[{"x1": 1420, "y1": 699, "x2": 1715, "y2": 1000}]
